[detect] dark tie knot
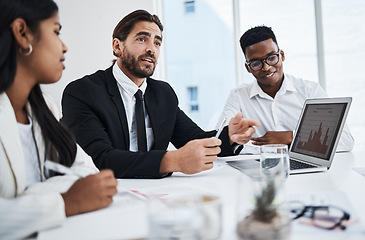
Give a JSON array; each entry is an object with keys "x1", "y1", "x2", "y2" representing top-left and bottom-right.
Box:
[{"x1": 135, "y1": 90, "x2": 143, "y2": 102}]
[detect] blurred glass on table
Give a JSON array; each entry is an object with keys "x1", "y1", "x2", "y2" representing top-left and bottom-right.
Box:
[{"x1": 148, "y1": 193, "x2": 222, "y2": 240}]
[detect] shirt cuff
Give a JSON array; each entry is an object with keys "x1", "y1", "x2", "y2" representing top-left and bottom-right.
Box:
[{"x1": 232, "y1": 143, "x2": 243, "y2": 155}]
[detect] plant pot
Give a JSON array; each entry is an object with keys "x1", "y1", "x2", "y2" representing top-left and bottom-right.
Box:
[
  {"x1": 236, "y1": 144, "x2": 291, "y2": 240},
  {"x1": 237, "y1": 210, "x2": 291, "y2": 240}
]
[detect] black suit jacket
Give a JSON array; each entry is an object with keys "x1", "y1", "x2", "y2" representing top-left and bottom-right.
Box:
[{"x1": 62, "y1": 66, "x2": 235, "y2": 178}]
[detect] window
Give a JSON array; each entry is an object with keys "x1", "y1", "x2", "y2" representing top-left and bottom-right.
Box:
[
  {"x1": 321, "y1": 0, "x2": 365, "y2": 148},
  {"x1": 162, "y1": 0, "x2": 364, "y2": 148},
  {"x1": 188, "y1": 86, "x2": 199, "y2": 112},
  {"x1": 184, "y1": 1, "x2": 195, "y2": 14},
  {"x1": 163, "y1": 0, "x2": 235, "y2": 130},
  {"x1": 239, "y1": 0, "x2": 318, "y2": 84}
]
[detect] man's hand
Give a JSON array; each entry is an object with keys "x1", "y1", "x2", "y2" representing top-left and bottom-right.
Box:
[
  {"x1": 160, "y1": 138, "x2": 221, "y2": 175},
  {"x1": 228, "y1": 113, "x2": 260, "y2": 145},
  {"x1": 251, "y1": 131, "x2": 293, "y2": 146}
]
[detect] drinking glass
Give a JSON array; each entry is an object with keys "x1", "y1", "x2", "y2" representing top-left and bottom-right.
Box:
[
  {"x1": 147, "y1": 193, "x2": 222, "y2": 240},
  {"x1": 260, "y1": 144, "x2": 290, "y2": 181}
]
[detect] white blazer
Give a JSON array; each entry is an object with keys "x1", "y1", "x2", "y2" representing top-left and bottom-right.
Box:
[{"x1": 0, "y1": 93, "x2": 98, "y2": 239}]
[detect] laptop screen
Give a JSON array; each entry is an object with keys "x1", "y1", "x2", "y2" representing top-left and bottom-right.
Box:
[{"x1": 291, "y1": 102, "x2": 348, "y2": 160}]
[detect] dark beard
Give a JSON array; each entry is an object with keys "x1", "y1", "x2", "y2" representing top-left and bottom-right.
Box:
[{"x1": 121, "y1": 48, "x2": 156, "y2": 78}]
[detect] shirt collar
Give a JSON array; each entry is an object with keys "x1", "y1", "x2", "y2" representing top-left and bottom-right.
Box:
[
  {"x1": 249, "y1": 80, "x2": 267, "y2": 99},
  {"x1": 112, "y1": 63, "x2": 147, "y2": 97},
  {"x1": 281, "y1": 73, "x2": 297, "y2": 93},
  {"x1": 249, "y1": 73, "x2": 296, "y2": 99}
]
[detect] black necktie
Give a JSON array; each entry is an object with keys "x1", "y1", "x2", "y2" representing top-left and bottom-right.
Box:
[{"x1": 135, "y1": 90, "x2": 147, "y2": 152}]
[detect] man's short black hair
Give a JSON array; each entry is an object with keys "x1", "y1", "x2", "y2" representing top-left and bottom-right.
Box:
[{"x1": 239, "y1": 26, "x2": 278, "y2": 56}]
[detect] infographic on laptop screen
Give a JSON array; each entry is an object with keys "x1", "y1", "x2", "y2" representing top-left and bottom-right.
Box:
[{"x1": 292, "y1": 103, "x2": 347, "y2": 159}]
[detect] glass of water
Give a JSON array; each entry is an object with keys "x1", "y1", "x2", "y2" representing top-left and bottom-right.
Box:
[
  {"x1": 147, "y1": 193, "x2": 222, "y2": 240},
  {"x1": 260, "y1": 144, "x2": 290, "y2": 181},
  {"x1": 258, "y1": 144, "x2": 291, "y2": 230}
]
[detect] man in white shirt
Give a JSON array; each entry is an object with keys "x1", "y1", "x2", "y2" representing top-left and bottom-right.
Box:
[{"x1": 218, "y1": 26, "x2": 354, "y2": 152}]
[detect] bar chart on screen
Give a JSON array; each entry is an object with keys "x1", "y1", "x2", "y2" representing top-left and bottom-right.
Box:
[
  {"x1": 293, "y1": 104, "x2": 345, "y2": 158},
  {"x1": 298, "y1": 122, "x2": 330, "y2": 155}
]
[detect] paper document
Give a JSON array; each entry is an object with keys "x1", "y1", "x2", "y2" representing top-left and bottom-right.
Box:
[
  {"x1": 38, "y1": 194, "x2": 147, "y2": 240},
  {"x1": 353, "y1": 168, "x2": 365, "y2": 178}
]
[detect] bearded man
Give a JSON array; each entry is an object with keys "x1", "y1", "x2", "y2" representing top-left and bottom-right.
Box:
[{"x1": 62, "y1": 10, "x2": 259, "y2": 179}]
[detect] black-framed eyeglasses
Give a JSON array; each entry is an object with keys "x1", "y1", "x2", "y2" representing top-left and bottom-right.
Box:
[
  {"x1": 246, "y1": 49, "x2": 281, "y2": 71},
  {"x1": 289, "y1": 201, "x2": 350, "y2": 230}
]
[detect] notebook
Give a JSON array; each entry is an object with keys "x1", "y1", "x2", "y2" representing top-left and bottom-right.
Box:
[{"x1": 226, "y1": 97, "x2": 352, "y2": 176}]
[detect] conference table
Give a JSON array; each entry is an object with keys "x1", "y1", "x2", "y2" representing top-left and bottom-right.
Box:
[{"x1": 38, "y1": 150, "x2": 365, "y2": 240}]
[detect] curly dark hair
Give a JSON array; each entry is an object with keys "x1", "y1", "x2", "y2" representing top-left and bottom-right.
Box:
[{"x1": 239, "y1": 25, "x2": 278, "y2": 55}]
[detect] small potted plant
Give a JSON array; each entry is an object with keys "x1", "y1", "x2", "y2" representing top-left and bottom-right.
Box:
[{"x1": 237, "y1": 176, "x2": 291, "y2": 240}]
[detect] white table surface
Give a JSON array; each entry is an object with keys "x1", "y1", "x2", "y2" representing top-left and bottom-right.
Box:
[{"x1": 38, "y1": 150, "x2": 365, "y2": 240}]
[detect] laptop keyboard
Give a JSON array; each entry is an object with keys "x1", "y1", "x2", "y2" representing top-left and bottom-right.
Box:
[{"x1": 290, "y1": 159, "x2": 316, "y2": 170}]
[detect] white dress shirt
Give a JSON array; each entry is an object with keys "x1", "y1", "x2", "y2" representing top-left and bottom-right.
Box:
[
  {"x1": 113, "y1": 63, "x2": 154, "y2": 151},
  {"x1": 218, "y1": 73, "x2": 354, "y2": 152},
  {"x1": 17, "y1": 117, "x2": 41, "y2": 187}
]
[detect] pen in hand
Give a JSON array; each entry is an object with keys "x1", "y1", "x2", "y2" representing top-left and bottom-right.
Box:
[
  {"x1": 45, "y1": 161, "x2": 146, "y2": 202},
  {"x1": 215, "y1": 117, "x2": 227, "y2": 138},
  {"x1": 44, "y1": 160, "x2": 84, "y2": 178}
]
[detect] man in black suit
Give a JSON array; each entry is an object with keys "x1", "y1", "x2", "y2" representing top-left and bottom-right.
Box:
[{"x1": 62, "y1": 10, "x2": 259, "y2": 178}]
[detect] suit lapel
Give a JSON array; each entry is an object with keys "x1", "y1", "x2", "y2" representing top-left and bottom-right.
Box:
[
  {"x1": 105, "y1": 67, "x2": 130, "y2": 148},
  {"x1": 0, "y1": 93, "x2": 26, "y2": 195}
]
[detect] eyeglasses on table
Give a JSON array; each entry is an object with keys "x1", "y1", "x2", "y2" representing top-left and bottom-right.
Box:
[{"x1": 289, "y1": 201, "x2": 350, "y2": 230}]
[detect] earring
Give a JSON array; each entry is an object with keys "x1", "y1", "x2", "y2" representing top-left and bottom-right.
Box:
[{"x1": 19, "y1": 44, "x2": 33, "y2": 56}]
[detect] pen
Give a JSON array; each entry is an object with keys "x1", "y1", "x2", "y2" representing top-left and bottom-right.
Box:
[
  {"x1": 45, "y1": 161, "x2": 146, "y2": 201},
  {"x1": 44, "y1": 160, "x2": 84, "y2": 178},
  {"x1": 215, "y1": 117, "x2": 227, "y2": 138}
]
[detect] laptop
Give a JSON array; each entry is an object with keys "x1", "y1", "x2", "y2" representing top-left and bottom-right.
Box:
[{"x1": 226, "y1": 97, "x2": 352, "y2": 177}]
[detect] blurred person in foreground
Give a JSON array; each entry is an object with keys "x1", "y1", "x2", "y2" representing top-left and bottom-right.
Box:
[{"x1": 0, "y1": 0, "x2": 117, "y2": 238}]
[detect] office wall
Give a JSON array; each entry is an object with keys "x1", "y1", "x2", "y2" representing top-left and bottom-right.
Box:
[{"x1": 44, "y1": 0, "x2": 161, "y2": 108}]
